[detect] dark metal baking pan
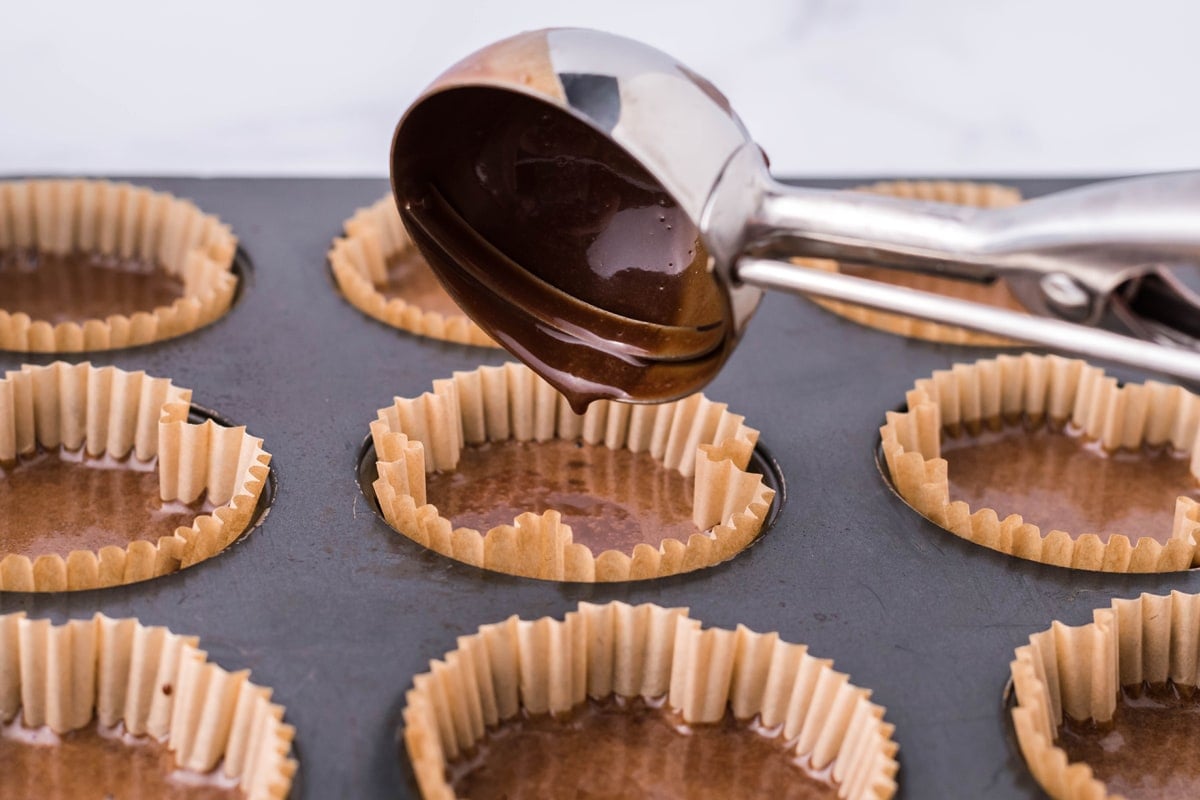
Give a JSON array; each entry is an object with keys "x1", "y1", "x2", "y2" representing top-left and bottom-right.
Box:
[
  {"x1": 2, "y1": 177, "x2": 1194, "y2": 799},
  {"x1": 354, "y1": 436, "x2": 788, "y2": 548}
]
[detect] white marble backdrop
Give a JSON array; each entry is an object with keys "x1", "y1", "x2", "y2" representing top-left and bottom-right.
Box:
[{"x1": 2, "y1": 0, "x2": 1196, "y2": 177}]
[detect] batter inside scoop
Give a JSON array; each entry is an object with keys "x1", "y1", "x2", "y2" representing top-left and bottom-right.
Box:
[
  {"x1": 448, "y1": 696, "x2": 839, "y2": 800},
  {"x1": 425, "y1": 438, "x2": 698, "y2": 555},
  {"x1": 941, "y1": 417, "x2": 1199, "y2": 542},
  {"x1": 1058, "y1": 681, "x2": 1200, "y2": 800},
  {"x1": 0, "y1": 446, "x2": 213, "y2": 559},
  {"x1": 0, "y1": 249, "x2": 185, "y2": 324}
]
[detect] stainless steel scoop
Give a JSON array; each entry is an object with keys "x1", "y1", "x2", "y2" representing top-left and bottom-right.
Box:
[{"x1": 391, "y1": 28, "x2": 1200, "y2": 407}]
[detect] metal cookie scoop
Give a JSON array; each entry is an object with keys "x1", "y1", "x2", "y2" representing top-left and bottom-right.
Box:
[{"x1": 391, "y1": 28, "x2": 1200, "y2": 409}]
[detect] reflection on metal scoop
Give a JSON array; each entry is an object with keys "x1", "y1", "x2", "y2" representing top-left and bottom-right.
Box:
[{"x1": 391, "y1": 28, "x2": 1200, "y2": 410}]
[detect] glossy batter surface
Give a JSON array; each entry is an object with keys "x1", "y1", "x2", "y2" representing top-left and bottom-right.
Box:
[
  {"x1": 0, "y1": 448, "x2": 213, "y2": 558},
  {"x1": 425, "y1": 438, "x2": 697, "y2": 554},
  {"x1": 0, "y1": 718, "x2": 241, "y2": 800},
  {"x1": 1059, "y1": 682, "x2": 1200, "y2": 800},
  {"x1": 395, "y1": 87, "x2": 731, "y2": 410},
  {"x1": 942, "y1": 420, "x2": 1198, "y2": 540},
  {"x1": 449, "y1": 697, "x2": 839, "y2": 800},
  {"x1": 0, "y1": 249, "x2": 184, "y2": 324}
]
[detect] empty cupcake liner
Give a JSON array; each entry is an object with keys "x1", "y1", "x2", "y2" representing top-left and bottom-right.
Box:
[
  {"x1": 404, "y1": 600, "x2": 897, "y2": 800},
  {"x1": 794, "y1": 180, "x2": 1024, "y2": 346},
  {"x1": 1011, "y1": 590, "x2": 1200, "y2": 800},
  {"x1": 0, "y1": 611, "x2": 295, "y2": 798},
  {"x1": 881, "y1": 353, "x2": 1200, "y2": 572},
  {"x1": 0, "y1": 362, "x2": 271, "y2": 591},
  {"x1": 370, "y1": 362, "x2": 774, "y2": 582},
  {"x1": 328, "y1": 195, "x2": 497, "y2": 347},
  {"x1": 0, "y1": 179, "x2": 238, "y2": 352}
]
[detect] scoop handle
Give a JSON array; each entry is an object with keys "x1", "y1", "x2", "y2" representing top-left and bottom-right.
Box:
[
  {"x1": 735, "y1": 257, "x2": 1200, "y2": 384},
  {"x1": 748, "y1": 172, "x2": 1200, "y2": 283}
]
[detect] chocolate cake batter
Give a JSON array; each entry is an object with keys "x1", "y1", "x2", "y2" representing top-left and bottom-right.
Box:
[
  {"x1": 424, "y1": 439, "x2": 697, "y2": 554},
  {"x1": 1058, "y1": 682, "x2": 1200, "y2": 800},
  {"x1": 941, "y1": 419, "x2": 1199, "y2": 541},
  {"x1": 448, "y1": 696, "x2": 839, "y2": 800},
  {"x1": 0, "y1": 249, "x2": 185, "y2": 324},
  {"x1": 393, "y1": 87, "x2": 731, "y2": 411},
  {"x1": 0, "y1": 447, "x2": 213, "y2": 559},
  {"x1": 0, "y1": 718, "x2": 241, "y2": 799},
  {"x1": 380, "y1": 251, "x2": 462, "y2": 317}
]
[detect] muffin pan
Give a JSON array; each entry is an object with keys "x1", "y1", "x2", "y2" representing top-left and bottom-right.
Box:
[
  {"x1": 367, "y1": 362, "x2": 775, "y2": 582},
  {"x1": 879, "y1": 354, "x2": 1200, "y2": 573},
  {"x1": 404, "y1": 601, "x2": 897, "y2": 799},
  {"x1": 0, "y1": 362, "x2": 272, "y2": 591},
  {"x1": 3, "y1": 176, "x2": 1198, "y2": 798},
  {"x1": 0, "y1": 179, "x2": 239, "y2": 352},
  {"x1": 0, "y1": 611, "x2": 296, "y2": 798},
  {"x1": 327, "y1": 195, "x2": 497, "y2": 348},
  {"x1": 1010, "y1": 590, "x2": 1200, "y2": 798}
]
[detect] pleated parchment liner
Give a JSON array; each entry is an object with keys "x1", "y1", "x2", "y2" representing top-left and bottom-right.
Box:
[
  {"x1": 370, "y1": 362, "x2": 775, "y2": 582},
  {"x1": 794, "y1": 180, "x2": 1024, "y2": 346},
  {"x1": 0, "y1": 179, "x2": 237, "y2": 353},
  {"x1": 0, "y1": 362, "x2": 271, "y2": 591},
  {"x1": 328, "y1": 195, "x2": 497, "y2": 347},
  {"x1": 0, "y1": 611, "x2": 295, "y2": 799},
  {"x1": 404, "y1": 601, "x2": 898, "y2": 800},
  {"x1": 1011, "y1": 590, "x2": 1200, "y2": 800},
  {"x1": 881, "y1": 353, "x2": 1200, "y2": 572}
]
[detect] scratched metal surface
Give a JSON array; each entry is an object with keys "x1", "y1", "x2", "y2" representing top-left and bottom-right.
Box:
[{"x1": 1, "y1": 177, "x2": 1195, "y2": 799}]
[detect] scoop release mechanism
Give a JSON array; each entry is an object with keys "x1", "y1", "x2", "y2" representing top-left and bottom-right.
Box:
[{"x1": 392, "y1": 28, "x2": 1200, "y2": 410}]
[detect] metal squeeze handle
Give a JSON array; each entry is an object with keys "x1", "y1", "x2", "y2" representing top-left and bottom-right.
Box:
[
  {"x1": 736, "y1": 259, "x2": 1200, "y2": 382},
  {"x1": 732, "y1": 171, "x2": 1200, "y2": 381}
]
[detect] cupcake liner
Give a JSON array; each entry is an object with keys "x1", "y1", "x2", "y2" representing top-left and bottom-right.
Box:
[
  {"x1": 0, "y1": 611, "x2": 295, "y2": 798},
  {"x1": 0, "y1": 179, "x2": 238, "y2": 353},
  {"x1": 794, "y1": 180, "x2": 1024, "y2": 346},
  {"x1": 880, "y1": 353, "x2": 1200, "y2": 572},
  {"x1": 404, "y1": 601, "x2": 897, "y2": 800},
  {"x1": 1011, "y1": 590, "x2": 1200, "y2": 800},
  {"x1": 370, "y1": 362, "x2": 774, "y2": 582},
  {"x1": 328, "y1": 195, "x2": 497, "y2": 347},
  {"x1": 0, "y1": 362, "x2": 271, "y2": 591}
]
